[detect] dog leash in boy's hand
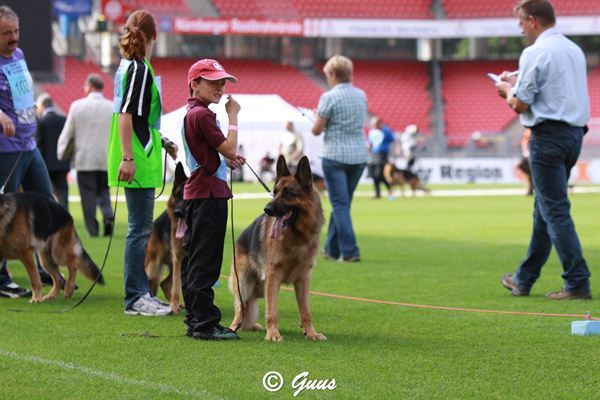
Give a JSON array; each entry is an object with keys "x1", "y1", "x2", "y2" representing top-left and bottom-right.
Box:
[
  {"x1": 244, "y1": 163, "x2": 272, "y2": 195},
  {"x1": 0, "y1": 151, "x2": 23, "y2": 195},
  {"x1": 229, "y1": 169, "x2": 245, "y2": 332}
]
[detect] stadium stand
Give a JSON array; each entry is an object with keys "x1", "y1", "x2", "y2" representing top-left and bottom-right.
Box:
[
  {"x1": 212, "y1": 0, "x2": 433, "y2": 19},
  {"x1": 151, "y1": 58, "x2": 324, "y2": 112},
  {"x1": 589, "y1": 66, "x2": 600, "y2": 119},
  {"x1": 443, "y1": 0, "x2": 600, "y2": 18},
  {"x1": 441, "y1": 60, "x2": 518, "y2": 147},
  {"x1": 41, "y1": 57, "x2": 114, "y2": 114},
  {"x1": 140, "y1": 0, "x2": 191, "y2": 16},
  {"x1": 351, "y1": 61, "x2": 432, "y2": 134}
]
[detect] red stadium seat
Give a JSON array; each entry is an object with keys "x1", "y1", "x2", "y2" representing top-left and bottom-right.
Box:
[
  {"x1": 41, "y1": 57, "x2": 114, "y2": 114},
  {"x1": 589, "y1": 67, "x2": 600, "y2": 119},
  {"x1": 441, "y1": 60, "x2": 518, "y2": 147},
  {"x1": 141, "y1": 0, "x2": 191, "y2": 16},
  {"x1": 150, "y1": 58, "x2": 324, "y2": 112},
  {"x1": 443, "y1": 0, "x2": 600, "y2": 18},
  {"x1": 213, "y1": 0, "x2": 432, "y2": 19},
  {"x1": 351, "y1": 61, "x2": 432, "y2": 134}
]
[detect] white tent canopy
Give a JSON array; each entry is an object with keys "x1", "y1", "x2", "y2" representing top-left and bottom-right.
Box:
[{"x1": 160, "y1": 94, "x2": 323, "y2": 180}]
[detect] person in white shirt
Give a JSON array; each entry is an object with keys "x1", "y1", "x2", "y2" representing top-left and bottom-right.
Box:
[
  {"x1": 279, "y1": 121, "x2": 304, "y2": 174},
  {"x1": 58, "y1": 74, "x2": 114, "y2": 237},
  {"x1": 400, "y1": 124, "x2": 418, "y2": 170}
]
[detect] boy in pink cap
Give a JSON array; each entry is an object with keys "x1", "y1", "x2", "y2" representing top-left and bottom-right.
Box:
[{"x1": 181, "y1": 59, "x2": 245, "y2": 340}]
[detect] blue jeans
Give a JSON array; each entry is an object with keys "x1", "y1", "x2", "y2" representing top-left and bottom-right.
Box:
[
  {"x1": 123, "y1": 187, "x2": 155, "y2": 309},
  {"x1": 0, "y1": 149, "x2": 53, "y2": 287},
  {"x1": 513, "y1": 123, "x2": 591, "y2": 292},
  {"x1": 322, "y1": 158, "x2": 366, "y2": 260}
]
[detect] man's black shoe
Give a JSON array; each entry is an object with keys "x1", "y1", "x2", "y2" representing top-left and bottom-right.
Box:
[
  {"x1": 104, "y1": 219, "x2": 114, "y2": 237},
  {"x1": 0, "y1": 283, "x2": 32, "y2": 299},
  {"x1": 39, "y1": 270, "x2": 54, "y2": 285},
  {"x1": 188, "y1": 324, "x2": 240, "y2": 340}
]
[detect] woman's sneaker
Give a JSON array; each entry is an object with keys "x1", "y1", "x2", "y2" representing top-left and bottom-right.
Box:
[{"x1": 124, "y1": 293, "x2": 171, "y2": 316}]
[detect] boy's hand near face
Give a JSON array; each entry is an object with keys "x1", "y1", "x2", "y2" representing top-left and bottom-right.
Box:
[{"x1": 225, "y1": 95, "x2": 240, "y2": 119}]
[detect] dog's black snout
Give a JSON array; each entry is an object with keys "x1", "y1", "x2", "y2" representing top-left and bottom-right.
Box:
[
  {"x1": 174, "y1": 207, "x2": 186, "y2": 219},
  {"x1": 264, "y1": 203, "x2": 276, "y2": 217}
]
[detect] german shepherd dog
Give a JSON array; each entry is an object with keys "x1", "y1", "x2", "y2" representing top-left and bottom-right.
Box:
[
  {"x1": 229, "y1": 155, "x2": 326, "y2": 342},
  {"x1": 145, "y1": 162, "x2": 188, "y2": 314},
  {"x1": 383, "y1": 163, "x2": 431, "y2": 197},
  {"x1": 0, "y1": 192, "x2": 104, "y2": 302}
]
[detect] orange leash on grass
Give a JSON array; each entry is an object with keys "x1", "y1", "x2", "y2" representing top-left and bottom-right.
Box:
[{"x1": 221, "y1": 274, "x2": 598, "y2": 321}]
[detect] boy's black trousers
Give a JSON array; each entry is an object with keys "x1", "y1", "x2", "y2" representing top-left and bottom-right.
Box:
[{"x1": 182, "y1": 198, "x2": 228, "y2": 331}]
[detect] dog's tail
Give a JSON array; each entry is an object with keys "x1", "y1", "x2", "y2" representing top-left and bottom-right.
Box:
[{"x1": 79, "y1": 246, "x2": 105, "y2": 285}]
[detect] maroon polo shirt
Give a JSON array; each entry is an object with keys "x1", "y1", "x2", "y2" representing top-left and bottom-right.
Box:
[{"x1": 183, "y1": 98, "x2": 232, "y2": 200}]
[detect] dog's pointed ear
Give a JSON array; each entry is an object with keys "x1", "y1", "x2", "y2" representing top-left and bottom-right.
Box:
[
  {"x1": 295, "y1": 156, "x2": 313, "y2": 191},
  {"x1": 174, "y1": 162, "x2": 187, "y2": 183},
  {"x1": 275, "y1": 155, "x2": 290, "y2": 184}
]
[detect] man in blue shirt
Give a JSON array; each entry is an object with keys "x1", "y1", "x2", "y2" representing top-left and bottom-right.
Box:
[
  {"x1": 496, "y1": 0, "x2": 591, "y2": 300},
  {"x1": 0, "y1": 5, "x2": 54, "y2": 299},
  {"x1": 367, "y1": 116, "x2": 395, "y2": 199}
]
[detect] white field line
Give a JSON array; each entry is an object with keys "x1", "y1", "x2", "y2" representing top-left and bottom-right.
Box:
[
  {"x1": 0, "y1": 349, "x2": 221, "y2": 400},
  {"x1": 66, "y1": 186, "x2": 600, "y2": 202}
]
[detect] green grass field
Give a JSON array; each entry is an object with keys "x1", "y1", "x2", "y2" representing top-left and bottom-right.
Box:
[{"x1": 1, "y1": 186, "x2": 599, "y2": 399}]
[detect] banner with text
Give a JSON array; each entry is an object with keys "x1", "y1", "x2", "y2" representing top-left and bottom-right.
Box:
[
  {"x1": 164, "y1": 16, "x2": 600, "y2": 38},
  {"x1": 171, "y1": 17, "x2": 304, "y2": 36},
  {"x1": 406, "y1": 158, "x2": 600, "y2": 184}
]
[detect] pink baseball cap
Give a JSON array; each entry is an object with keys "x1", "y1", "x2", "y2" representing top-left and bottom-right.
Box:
[{"x1": 187, "y1": 59, "x2": 237, "y2": 85}]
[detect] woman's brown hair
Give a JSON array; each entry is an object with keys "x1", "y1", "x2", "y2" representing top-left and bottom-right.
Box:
[{"x1": 119, "y1": 10, "x2": 157, "y2": 60}]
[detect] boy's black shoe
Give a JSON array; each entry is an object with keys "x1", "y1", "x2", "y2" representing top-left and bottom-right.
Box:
[{"x1": 188, "y1": 324, "x2": 240, "y2": 340}]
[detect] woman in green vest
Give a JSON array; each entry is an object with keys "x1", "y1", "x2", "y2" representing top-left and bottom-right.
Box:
[{"x1": 108, "y1": 10, "x2": 176, "y2": 316}]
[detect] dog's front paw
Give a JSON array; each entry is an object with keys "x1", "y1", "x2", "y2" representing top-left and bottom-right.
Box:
[
  {"x1": 29, "y1": 296, "x2": 42, "y2": 303},
  {"x1": 265, "y1": 329, "x2": 283, "y2": 342},
  {"x1": 169, "y1": 302, "x2": 181, "y2": 315},
  {"x1": 305, "y1": 331, "x2": 327, "y2": 341}
]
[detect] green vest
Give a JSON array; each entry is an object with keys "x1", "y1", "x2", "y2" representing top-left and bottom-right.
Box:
[{"x1": 107, "y1": 58, "x2": 162, "y2": 188}]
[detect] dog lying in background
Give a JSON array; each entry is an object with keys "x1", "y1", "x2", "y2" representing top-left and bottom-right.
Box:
[
  {"x1": 383, "y1": 163, "x2": 430, "y2": 197},
  {"x1": 0, "y1": 192, "x2": 104, "y2": 302},
  {"x1": 229, "y1": 155, "x2": 326, "y2": 342},
  {"x1": 145, "y1": 162, "x2": 188, "y2": 314}
]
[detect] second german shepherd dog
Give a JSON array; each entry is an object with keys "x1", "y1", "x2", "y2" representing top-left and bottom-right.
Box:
[
  {"x1": 0, "y1": 192, "x2": 104, "y2": 302},
  {"x1": 229, "y1": 155, "x2": 326, "y2": 342},
  {"x1": 383, "y1": 162, "x2": 431, "y2": 197},
  {"x1": 145, "y1": 162, "x2": 188, "y2": 314}
]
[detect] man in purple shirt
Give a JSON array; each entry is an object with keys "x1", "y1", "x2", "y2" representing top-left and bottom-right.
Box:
[{"x1": 0, "y1": 5, "x2": 54, "y2": 299}]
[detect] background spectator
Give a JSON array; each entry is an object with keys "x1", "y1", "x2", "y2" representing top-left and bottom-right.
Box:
[
  {"x1": 36, "y1": 93, "x2": 69, "y2": 210},
  {"x1": 58, "y1": 73, "x2": 114, "y2": 237},
  {"x1": 367, "y1": 116, "x2": 395, "y2": 199}
]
